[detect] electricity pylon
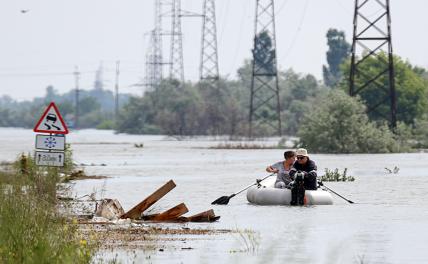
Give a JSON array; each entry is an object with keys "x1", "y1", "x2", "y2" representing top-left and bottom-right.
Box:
[
  {"x1": 200, "y1": 0, "x2": 219, "y2": 86},
  {"x1": 249, "y1": 0, "x2": 281, "y2": 137},
  {"x1": 169, "y1": 0, "x2": 184, "y2": 85},
  {"x1": 349, "y1": 0, "x2": 396, "y2": 128}
]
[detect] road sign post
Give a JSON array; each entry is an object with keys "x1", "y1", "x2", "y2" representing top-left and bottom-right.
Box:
[
  {"x1": 33, "y1": 102, "x2": 68, "y2": 167},
  {"x1": 35, "y1": 134, "x2": 65, "y2": 151},
  {"x1": 35, "y1": 151, "x2": 65, "y2": 167},
  {"x1": 33, "y1": 102, "x2": 69, "y2": 134}
]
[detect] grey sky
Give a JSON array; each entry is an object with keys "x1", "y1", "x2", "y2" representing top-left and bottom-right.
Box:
[{"x1": 0, "y1": 0, "x2": 427, "y2": 101}]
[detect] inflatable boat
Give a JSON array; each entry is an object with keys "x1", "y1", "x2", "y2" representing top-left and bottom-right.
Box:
[{"x1": 246, "y1": 176, "x2": 333, "y2": 205}]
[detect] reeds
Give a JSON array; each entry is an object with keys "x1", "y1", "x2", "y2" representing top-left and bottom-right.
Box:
[
  {"x1": 320, "y1": 168, "x2": 355, "y2": 182},
  {"x1": 0, "y1": 153, "x2": 96, "y2": 263}
]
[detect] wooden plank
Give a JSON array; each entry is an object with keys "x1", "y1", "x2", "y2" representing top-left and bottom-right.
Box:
[
  {"x1": 149, "y1": 203, "x2": 189, "y2": 221},
  {"x1": 187, "y1": 209, "x2": 218, "y2": 222},
  {"x1": 141, "y1": 213, "x2": 160, "y2": 221},
  {"x1": 143, "y1": 211, "x2": 220, "y2": 223},
  {"x1": 121, "y1": 180, "x2": 176, "y2": 219}
]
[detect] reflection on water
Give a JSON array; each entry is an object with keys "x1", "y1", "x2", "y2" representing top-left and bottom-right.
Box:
[{"x1": 1, "y1": 128, "x2": 428, "y2": 263}]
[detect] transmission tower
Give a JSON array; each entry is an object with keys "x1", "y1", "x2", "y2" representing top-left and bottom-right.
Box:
[
  {"x1": 200, "y1": 0, "x2": 219, "y2": 86},
  {"x1": 169, "y1": 0, "x2": 184, "y2": 84},
  {"x1": 146, "y1": 0, "x2": 164, "y2": 90},
  {"x1": 249, "y1": 0, "x2": 281, "y2": 137},
  {"x1": 94, "y1": 62, "x2": 104, "y2": 90},
  {"x1": 349, "y1": 0, "x2": 396, "y2": 128},
  {"x1": 145, "y1": 0, "x2": 184, "y2": 91},
  {"x1": 144, "y1": 30, "x2": 157, "y2": 92}
]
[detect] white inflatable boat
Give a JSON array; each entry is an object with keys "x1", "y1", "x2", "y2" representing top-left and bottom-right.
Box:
[{"x1": 246, "y1": 176, "x2": 333, "y2": 205}]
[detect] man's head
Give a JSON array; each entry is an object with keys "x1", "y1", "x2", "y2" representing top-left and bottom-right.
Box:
[
  {"x1": 295, "y1": 148, "x2": 309, "y2": 164},
  {"x1": 283, "y1": 150, "x2": 296, "y2": 164}
]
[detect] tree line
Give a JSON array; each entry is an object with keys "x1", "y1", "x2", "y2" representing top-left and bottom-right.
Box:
[
  {"x1": 0, "y1": 86, "x2": 130, "y2": 129},
  {"x1": 1, "y1": 28, "x2": 428, "y2": 153}
]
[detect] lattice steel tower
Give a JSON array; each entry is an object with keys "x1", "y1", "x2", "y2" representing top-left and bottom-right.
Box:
[
  {"x1": 144, "y1": 30, "x2": 158, "y2": 92},
  {"x1": 349, "y1": 0, "x2": 396, "y2": 128},
  {"x1": 200, "y1": 0, "x2": 219, "y2": 86},
  {"x1": 170, "y1": 0, "x2": 184, "y2": 84},
  {"x1": 249, "y1": 0, "x2": 281, "y2": 137},
  {"x1": 144, "y1": 0, "x2": 165, "y2": 91}
]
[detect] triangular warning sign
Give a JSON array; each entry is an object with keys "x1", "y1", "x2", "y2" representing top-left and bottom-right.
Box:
[{"x1": 33, "y1": 102, "x2": 69, "y2": 134}]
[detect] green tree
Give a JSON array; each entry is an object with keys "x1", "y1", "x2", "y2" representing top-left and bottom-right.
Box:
[
  {"x1": 117, "y1": 96, "x2": 159, "y2": 134},
  {"x1": 341, "y1": 54, "x2": 428, "y2": 125},
  {"x1": 413, "y1": 114, "x2": 428, "y2": 148},
  {"x1": 279, "y1": 70, "x2": 322, "y2": 135},
  {"x1": 297, "y1": 89, "x2": 401, "y2": 153},
  {"x1": 253, "y1": 31, "x2": 276, "y2": 75},
  {"x1": 323, "y1": 28, "x2": 351, "y2": 87},
  {"x1": 79, "y1": 96, "x2": 101, "y2": 114},
  {"x1": 44, "y1": 85, "x2": 58, "y2": 103}
]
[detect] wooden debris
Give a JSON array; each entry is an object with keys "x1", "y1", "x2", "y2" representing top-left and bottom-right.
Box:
[
  {"x1": 143, "y1": 209, "x2": 220, "y2": 223},
  {"x1": 143, "y1": 203, "x2": 188, "y2": 221},
  {"x1": 95, "y1": 199, "x2": 125, "y2": 220},
  {"x1": 185, "y1": 209, "x2": 219, "y2": 222},
  {"x1": 121, "y1": 180, "x2": 176, "y2": 219},
  {"x1": 113, "y1": 180, "x2": 220, "y2": 223}
]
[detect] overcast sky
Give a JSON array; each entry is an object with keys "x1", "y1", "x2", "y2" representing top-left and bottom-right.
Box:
[{"x1": 1, "y1": 0, "x2": 427, "y2": 101}]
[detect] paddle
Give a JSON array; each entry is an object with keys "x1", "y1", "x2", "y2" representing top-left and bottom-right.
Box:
[
  {"x1": 211, "y1": 173, "x2": 275, "y2": 205},
  {"x1": 319, "y1": 182, "x2": 354, "y2": 204}
]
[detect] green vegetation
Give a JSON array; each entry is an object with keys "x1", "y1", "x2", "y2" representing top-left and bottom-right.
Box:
[
  {"x1": 0, "y1": 86, "x2": 130, "y2": 129},
  {"x1": 230, "y1": 228, "x2": 260, "y2": 254},
  {"x1": 297, "y1": 89, "x2": 405, "y2": 153},
  {"x1": 340, "y1": 54, "x2": 428, "y2": 125},
  {"x1": 323, "y1": 28, "x2": 351, "y2": 87},
  {"x1": 2, "y1": 28, "x2": 428, "y2": 153},
  {"x1": 210, "y1": 142, "x2": 277, "y2": 149},
  {"x1": 253, "y1": 31, "x2": 276, "y2": 75},
  {"x1": 320, "y1": 168, "x2": 355, "y2": 182},
  {"x1": 0, "y1": 154, "x2": 97, "y2": 263},
  {"x1": 117, "y1": 67, "x2": 322, "y2": 137},
  {"x1": 413, "y1": 114, "x2": 428, "y2": 148}
]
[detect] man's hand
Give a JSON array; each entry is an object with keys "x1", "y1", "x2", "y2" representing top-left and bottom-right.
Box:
[
  {"x1": 295, "y1": 171, "x2": 305, "y2": 181},
  {"x1": 267, "y1": 166, "x2": 279, "y2": 173}
]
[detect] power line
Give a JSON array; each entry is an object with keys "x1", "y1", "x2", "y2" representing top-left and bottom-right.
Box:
[
  {"x1": 279, "y1": 0, "x2": 309, "y2": 62},
  {"x1": 0, "y1": 71, "x2": 95, "y2": 77},
  {"x1": 227, "y1": 0, "x2": 249, "y2": 75}
]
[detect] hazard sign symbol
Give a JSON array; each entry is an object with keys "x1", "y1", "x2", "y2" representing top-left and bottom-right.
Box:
[{"x1": 33, "y1": 102, "x2": 69, "y2": 134}]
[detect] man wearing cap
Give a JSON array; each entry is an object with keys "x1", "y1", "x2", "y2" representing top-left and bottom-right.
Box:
[{"x1": 289, "y1": 148, "x2": 318, "y2": 205}]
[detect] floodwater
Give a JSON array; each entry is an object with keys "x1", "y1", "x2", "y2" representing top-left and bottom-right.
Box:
[{"x1": 1, "y1": 128, "x2": 428, "y2": 264}]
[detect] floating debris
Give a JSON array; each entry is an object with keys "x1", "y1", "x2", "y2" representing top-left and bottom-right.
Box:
[
  {"x1": 385, "y1": 166, "x2": 400, "y2": 174},
  {"x1": 134, "y1": 143, "x2": 144, "y2": 148}
]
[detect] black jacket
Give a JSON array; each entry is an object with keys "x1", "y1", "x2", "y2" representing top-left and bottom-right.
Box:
[{"x1": 289, "y1": 159, "x2": 317, "y2": 190}]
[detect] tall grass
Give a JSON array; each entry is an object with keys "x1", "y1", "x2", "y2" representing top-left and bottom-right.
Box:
[{"x1": 0, "y1": 153, "x2": 96, "y2": 263}]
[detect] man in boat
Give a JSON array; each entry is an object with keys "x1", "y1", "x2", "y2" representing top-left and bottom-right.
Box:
[
  {"x1": 266, "y1": 150, "x2": 296, "y2": 188},
  {"x1": 289, "y1": 148, "x2": 317, "y2": 205}
]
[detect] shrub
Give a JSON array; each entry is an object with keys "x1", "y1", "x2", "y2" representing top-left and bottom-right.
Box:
[
  {"x1": 297, "y1": 90, "x2": 403, "y2": 153},
  {"x1": 320, "y1": 168, "x2": 355, "y2": 182},
  {"x1": 0, "y1": 154, "x2": 96, "y2": 263}
]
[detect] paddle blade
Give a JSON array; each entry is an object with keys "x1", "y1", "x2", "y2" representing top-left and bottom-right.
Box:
[{"x1": 211, "y1": 196, "x2": 231, "y2": 205}]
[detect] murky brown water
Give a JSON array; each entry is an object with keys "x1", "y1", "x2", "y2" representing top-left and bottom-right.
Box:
[{"x1": 1, "y1": 128, "x2": 428, "y2": 264}]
